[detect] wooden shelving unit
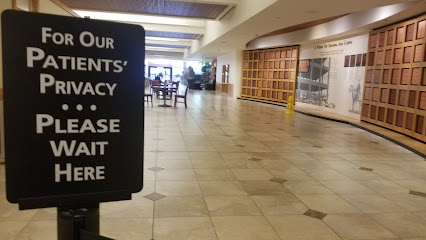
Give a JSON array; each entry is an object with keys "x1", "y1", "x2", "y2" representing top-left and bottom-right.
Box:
[
  {"x1": 241, "y1": 46, "x2": 299, "y2": 104},
  {"x1": 361, "y1": 14, "x2": 426, "y2": 142}
]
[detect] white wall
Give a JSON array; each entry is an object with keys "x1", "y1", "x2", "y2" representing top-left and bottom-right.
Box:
[
  {"x1": 216, "y1": 50, "x2": 243, "y2": 98},
  {"x1": 297, "y1": 35, "x2": 369, "y2": 119}
]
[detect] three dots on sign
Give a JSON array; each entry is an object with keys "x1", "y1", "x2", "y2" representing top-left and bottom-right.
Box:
[{"x1": 62, "y1": 104, "x2": 97, "y2": 111}]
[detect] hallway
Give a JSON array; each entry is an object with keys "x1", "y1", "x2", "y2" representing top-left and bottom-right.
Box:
[{"x1": 1, "y1": 90, "x2": 426, "y2": 240}]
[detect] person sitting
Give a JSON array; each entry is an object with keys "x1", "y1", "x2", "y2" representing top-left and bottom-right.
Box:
[{"x1": 155, "y1": 73, "x2": 163, "y2": 83}]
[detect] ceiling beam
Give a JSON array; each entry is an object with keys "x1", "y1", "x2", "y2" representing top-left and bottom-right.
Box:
[
  {"x1": 140, "y1": 23, "x2": 204, "y2": 35},
  {"x1": 146, "y1": 39, "x2": 192, "y2": 46},
  {"x1": 215, "y1": 4, "x2": 234, "y2": 20},
  {"x1": 174, "y1": 0, "x2": 238, "y2": 5},
  {"x1": 145, "y1": 46, "x2": 186, "y2": 53}
]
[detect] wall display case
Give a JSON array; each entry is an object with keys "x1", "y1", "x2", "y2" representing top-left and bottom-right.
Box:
[
  {"x1": 361, "y1": 14, "x2": 426, "y2": 142},
  {"x1": 241, "y1": 46, "x2": 299, "y2": 104}
]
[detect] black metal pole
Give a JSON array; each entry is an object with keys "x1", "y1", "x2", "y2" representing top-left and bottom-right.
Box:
[{"x1": 57, "y1": 204, "x2": 99, "y2": 240}]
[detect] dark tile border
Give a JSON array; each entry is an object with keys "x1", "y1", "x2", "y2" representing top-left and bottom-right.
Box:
[{"x1": 237, "y1": 97, "x2": 425, "y2": 159}]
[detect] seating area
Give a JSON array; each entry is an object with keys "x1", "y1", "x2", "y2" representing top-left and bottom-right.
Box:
[{"x1": 145, "y1": 80, "x2": 188, "y2": 108}]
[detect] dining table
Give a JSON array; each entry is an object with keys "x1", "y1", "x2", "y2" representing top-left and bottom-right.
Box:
[{"x1": 152, "y1": 84, "x2": 177, "y2": 107}]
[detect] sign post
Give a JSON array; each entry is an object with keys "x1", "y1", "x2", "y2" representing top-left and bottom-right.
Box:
[{"x1": 2, "y1": 10, "x2": 145, "y2": 239}]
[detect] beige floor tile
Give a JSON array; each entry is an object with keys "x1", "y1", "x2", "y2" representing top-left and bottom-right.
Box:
[
  {"x1": 280, "y1": 152, "x2": 316, "y2": 161},
  {"x1": 157, "y1": 159, "x2": 193, "y2": 169},
  {"x1": 189, "y1": 152, "x2": 222, "y2": 160},
  {"x1": 0, "y1": 221, "x2": 28, "y2": 240},
  {"x1": 307, "y1": 153, "x2": 346, "y2": 161},
  {"x1": 157, "y1": 152, "x2": 190, "y2": 160},
  {"x1": 260, "y1": 160, "x2": 297, "y2": 170},
  {"x1": 249, "y1": 152, "x2": 283, "y2": 160},
  {"x1": 268, "y1": 169, "x2": 314, "y2": 180},
  {"x1": 284, "y1": 180, "x2": 334, "y2": 195},
  {"x1": 374, "y1": 169, "x2": 419, "y2": 181},
  {"x1": 297, "y1": 195, "x2": 361, "y2": 213},
  {"x1": 144, "y1": 158, "x2": 156, "y2": 169},
  {"x1": 225, "y1": 159, "x2": 263, "y2": 169},
  {"x1": 195, "y1": 169, "x2": 236, "y2": 181},
  {"x1": 320, "y1": 160, "x2": 359, "y2": 170},
  {"x1": 212, "y1": 216, "x2": 280, "y2": 240},
  {"x1": 240, "y1": 180, "x2": 290, "y2": 195},
  {"x1": 186, "y1": 146, "x2": 217, "y2": 152},
  {"x1": 320, "y1": 180, "x2": 376, "y2": 194},
  {"x1": 339, "y1": 169, "x2": 385, "y2": 180},
  {"x1": 383, "y1": 194, "x2": 426, "y2": 211},
  {"x1": 304, "y1": 169, "x2": 351, "y2": 181},
  {"x1": 358, "y1": 180, "x2": 408, "y2": 194},
  {"x1": 267, "y1": 215, "x2": 342, "y2": 240},
  {"x1": 191, "y1": 159, "x2": 229, "y2": 169},
  {"x1": 341, "y1": 195, "x2": 407, "y2": 213},
  {"x1": 205, "y1": 196, "x2": 261, "y2": 216},
  {"x1": 288, "y1": 159, "x2": 330, "y2": 169},
  {"x1": 323, "y1": 214, "x2": 397, "y2": 239},
  {"x1": 199, "y1": 181, "x2": 247, "y2": 196},
  {"x1": 101, "y1": 218, "x2": 153, "y2": 240},
  {"x1": 220, "y1": 152, "x2": 252, "y2": 160},
  {"x1": 144, "y1": 169, "x2": 156, "y2": 181},
  {"x1": 156, "y1": 181, "x2": 202, "y2": 196},
  {"x1": 251, "y1": 195, "x2": 308, "y2": 215},
  {"x1": 31, "y1": 208, "x2": 56, "y2": 221},
  {"x1": 154, "y1": 217, "x2": 217, "y2": 240},
  {"x1": 15, "y1": 221, "x2": 56, "y2": 240},
  {"x1": 158, "y1": 144, "x2": 187, "y2": 152},
  {"x1": 157, "y1": 169, "x2": 197, "y2": 181},
  {"x1": 0, "y1": 200, "x2": 38, "y2": 221},
  {"x1": 100, "y1": 198, "x2": 153, "y2": 218},
  {"x1": 155, "y1": 196, "x2": 209, "y2": 217},
  {"x1": 232, "y1": 169, "x2": 273, "y2": 180},
  {"x1": 132, "y1": 180, "x2": 155, "y2": 198},
  {"x1": 393, "y1": 180, "x2": 426, "y2": 193},
  {"x1": 369, "y1": 213, "x2": 426, "y2": 238}
]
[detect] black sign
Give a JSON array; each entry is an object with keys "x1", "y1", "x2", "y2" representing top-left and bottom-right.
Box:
[{"x1": 2, "y1": 10, "x2": 144, "y2": 209}]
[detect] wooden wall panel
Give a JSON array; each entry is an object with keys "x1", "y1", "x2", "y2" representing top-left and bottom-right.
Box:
[
  {"x1": 241, "y1": 46, "x2": 299, "y2": 104},
  {"x1": 361, "y1": 14, "x2": 426, "y2": 142}
]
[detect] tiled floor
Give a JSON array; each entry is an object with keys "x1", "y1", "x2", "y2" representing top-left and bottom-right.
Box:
[{"x1": 1, "y1": 90, "x2": 426, "y2": 240}]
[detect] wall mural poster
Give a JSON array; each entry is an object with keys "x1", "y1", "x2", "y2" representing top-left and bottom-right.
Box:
[
  {"x1": 297, "y1": 35, "x2": 369, "y2": 119},
  {"x1": 296, "y1": 58, "x2": 335, "y2": 108}
]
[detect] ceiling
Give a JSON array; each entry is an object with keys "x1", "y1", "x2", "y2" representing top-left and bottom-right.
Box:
[
  {"x1": 61, "y1": 0, "x2": 236, "y2": 60},
  {"x1": 60, "y1": 0, "x2": 423, "y2": 61}
]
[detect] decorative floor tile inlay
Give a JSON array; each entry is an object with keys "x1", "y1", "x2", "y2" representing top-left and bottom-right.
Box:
[
  {"x1": 249, "y1": 158, "x2": 262, "y2": 162},
  {"x1": 359, "y1": 167, "x2": 374, "y2": 171},
  {"x1": 269, "y1": 177, "x2": 287, "y2": 184},
  {"x1": 148, "y1": 166, "x2": 165, "y2": 172},
  {"x1": 304, "y1": 209, "x2": 327, "y2": 220},
  {"x1": 144, "y1": 192, "x2": 166, "y2": 201},
  {"x1": 409, "y1": 190, "x2": 426, "y2": 198}
]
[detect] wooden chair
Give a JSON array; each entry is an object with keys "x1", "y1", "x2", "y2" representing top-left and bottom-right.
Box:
[
  {"x1": 166, "y1": 81, "x2": 179, "y2": 100},
  {"x1": 151, "y1": 80, "x2": 162, "y2": 98},
  {"x1": 174, "y1": 86, "x2": 188, "y2": 108},
  {"x1": 145, "y1": 81, "x2": 153, "y2": 106}
]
